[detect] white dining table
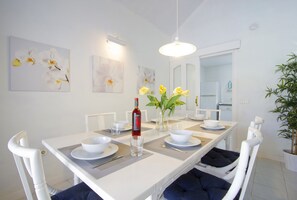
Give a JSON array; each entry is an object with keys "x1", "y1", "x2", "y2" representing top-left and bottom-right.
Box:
[{"x1": 42, "y1": 119, "x2": 237, "y2": 200}]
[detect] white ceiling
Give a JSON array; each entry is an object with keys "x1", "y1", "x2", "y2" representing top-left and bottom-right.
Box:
[{"x1": 111, "y1": 0, "x2": 205, "y2": 36}]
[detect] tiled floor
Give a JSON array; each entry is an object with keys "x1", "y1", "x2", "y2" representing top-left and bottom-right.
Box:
[
  {"x1": 244, "y1": 158, "x2": 297, "y2": 200},
  {"x1": 24, "y1": 158, "x2": 297, "y2": 200}
]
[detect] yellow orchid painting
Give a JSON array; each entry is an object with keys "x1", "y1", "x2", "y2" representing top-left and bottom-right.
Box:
[
  {"x1": 137, "y1": 66, "x2": 155, "y2": 94},
  {"x1": 92, "y1": 56, "x2": 124, "y2": 93},
  {"x1": 9, "y1": 36, "x2": 70, "y2": 92}
]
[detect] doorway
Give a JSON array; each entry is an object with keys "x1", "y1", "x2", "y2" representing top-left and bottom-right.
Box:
[
  {"x1": 169, "y1": 40, "x2": 240, "y2": 119},
  {"x1": 200, "y1": 53, "x2": 232, "y2": 120}
]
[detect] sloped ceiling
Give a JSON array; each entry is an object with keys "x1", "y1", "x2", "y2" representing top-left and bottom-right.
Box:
[{"x1": 111, "y1": 0, "x2": 205, "y2": 36}]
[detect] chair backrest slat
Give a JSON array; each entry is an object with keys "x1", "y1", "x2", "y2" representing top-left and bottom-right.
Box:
[
  {"x1": 85, "y1": 112, "x2": 117, "y2": 132},
  {"x1": 254, "y1": 116, "x2": 264, "y2": 130},
  {"x1": 239, "y1": 130, "x2": 262, "y2": 200},
  {"x1": 223, "y1": 127, "x2": 263, "y2": 200},
  {"x1": 195, "y1": 108, "x2": 221, "y2": 120},
  {"x1": 13, "y1": 153, "x2": 34, "y2": 200},
  {"x1": 8, "y1": 131, "x2": 51, "y2": 200}
]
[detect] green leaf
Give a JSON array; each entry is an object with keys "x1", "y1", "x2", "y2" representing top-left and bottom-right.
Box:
[
  {"x1": 146, "y1": 102, "x2": 156, "y2": 106},
  {"x1": 165, "y1": 95, "x2": 181, "y2": 110},
  {"x1": 175, "y1": 100, "x2": 185, "y2": 106},
  {"x1": 147, "y1": 95, "x2": 158, "y2": 102}
]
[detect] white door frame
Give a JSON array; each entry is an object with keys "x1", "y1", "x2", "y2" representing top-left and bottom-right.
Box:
[
  {"x1": 170, "y1": 40, "x2": 240, "y2": 105},
  {"x1": 169, "y1": 41, "x2": 241, "y2": 145}
]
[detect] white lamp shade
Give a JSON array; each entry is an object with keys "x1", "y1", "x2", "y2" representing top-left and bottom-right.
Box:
[{"x1": 159, "y1": 41, "x2": 197, "y2": 57}]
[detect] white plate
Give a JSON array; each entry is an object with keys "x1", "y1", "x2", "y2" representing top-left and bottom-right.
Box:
[
  {"x1": 188, "y1": 116, "x2": 205, "y2": 121},
  {"x1": 111, "y1": 125, "x2": 132, "y2": 132},
  {"x1": 71, "y1": 143, "x2": 119, "y2": 160},
  {"x1": 200, "y1": 124, "x2": 225, "y2": 130},
  {"x1": 164, "y1": 136, "x2": 201, "y2": 147}
]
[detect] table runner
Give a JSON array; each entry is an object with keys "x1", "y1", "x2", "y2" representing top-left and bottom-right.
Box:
[
  {"x1": 143, "y1": 135, "x2": 211, "y2": 161},
  {"x1": 59, "y1": 141, "x2": 152, "y2": 179},
  {"x1": 186, "y1": 124, "x2": 231, "y2": 135},
  {"x1": 95, "y1": 126, "x2": 152, "y2": 138}
]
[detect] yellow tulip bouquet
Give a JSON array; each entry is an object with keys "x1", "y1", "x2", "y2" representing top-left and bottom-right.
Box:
[{"x1": 139, "y1": 84, "x2": 189, "y2": 131}]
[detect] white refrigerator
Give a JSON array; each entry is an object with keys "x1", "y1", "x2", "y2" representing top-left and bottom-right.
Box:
[{"x1": 200, "y1": 82, "x2": 220, "y2": 119}]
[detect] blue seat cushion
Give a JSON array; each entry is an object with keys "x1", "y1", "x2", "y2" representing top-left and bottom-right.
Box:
[
  {"x1": 164, "y1": 168, "x2": 240, "y2": 200},
  {"x1": 201, "y1": 147, "x2": 240, "y2": 167},
  {"x1": 51, "y1": 182, "x2": 102, "y2": 200}
]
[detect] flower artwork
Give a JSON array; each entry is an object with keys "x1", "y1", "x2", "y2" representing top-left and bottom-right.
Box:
[
  {"x1": 9, "y1": 36, "x2": 70, "y2": 92},
  {"x1": 137, "y1": 66, "x2": 155, "y2": 94},
  {"x1": 92, "y1": 56, "x2": 124, "y2": 93}
]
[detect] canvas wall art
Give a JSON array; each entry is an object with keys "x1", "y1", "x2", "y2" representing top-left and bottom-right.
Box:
[
  {"x1": 92, "y1": 56, "x2": 124, "y2": 93},
  {"x1": 9, "y1": 36, "x2": 70, "y2": 92},
  {"x1": 137, "y1": 66, "x2": 155, "y2": 94}
]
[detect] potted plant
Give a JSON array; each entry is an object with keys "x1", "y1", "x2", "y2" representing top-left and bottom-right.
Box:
[{"x1": 265, "y1": 53, "x2": 297, "y2": 172}]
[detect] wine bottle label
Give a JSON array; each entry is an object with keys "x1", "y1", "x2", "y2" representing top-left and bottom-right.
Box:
[{"x1": 133, "y1": 113, "x2": 141, "y2": 131}]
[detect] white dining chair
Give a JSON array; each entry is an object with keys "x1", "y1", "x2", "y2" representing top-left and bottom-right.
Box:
[
  {"x1": 195, "y1": 108, "x2": 221, "y2": 120},
  {"x1": 163, "y1": 126, "x2": 263, "y2": 200},
  {"x1": 78, "y1": 112, "x2": 117, "y2": 185},
  {"x1": 125, "y1": 110, "x2": 148, "y2": 122},
  {"x1": 174, "y1": 109, "x2": 194, "y2": 119},
  {"x1": 85, "y1": 112, "x2": 117, "y2": 132},
  {"x1": 7, "y1": 131, "x2": 102, "y2": 200},
  {"x1": 196, "y1": 116, "x2": 264, "y2": 180}
]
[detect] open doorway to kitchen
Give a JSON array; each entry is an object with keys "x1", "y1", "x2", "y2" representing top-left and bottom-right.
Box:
[
  {"x1": 200, "y1": 53, "x2": 233, "y2": 121},
  {"x1": 169, "y1": 41, "x2": 240, "y2": 122}
]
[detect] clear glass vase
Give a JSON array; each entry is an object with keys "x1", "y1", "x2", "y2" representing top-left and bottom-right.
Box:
[{"x1": 155, "y1": 110, "x2": 168, "y2": 132}]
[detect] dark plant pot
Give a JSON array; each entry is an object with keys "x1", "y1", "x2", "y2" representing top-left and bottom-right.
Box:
[{"x1": 283, "y1": 149, "x2": 297, "y2": 172}]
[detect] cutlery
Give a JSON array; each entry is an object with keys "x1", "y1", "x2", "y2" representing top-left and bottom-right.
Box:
[
  {"x1": 92, "y1": 155, "x2": 124, "y2": 169},
  {"x1": 162, "y1": 144, "x2": 185, "y2": 153}
]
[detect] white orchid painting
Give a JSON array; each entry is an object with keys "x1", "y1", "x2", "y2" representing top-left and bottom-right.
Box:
[
  {"x1": 137, "y1": 66, "x2": 155, "y2": 94},
  {"x1": 92, "y1": 56, "x2": 124, "y2": 93},
  {"x1": 9, "y1": 36, "x2": 70, "y2": 92}
]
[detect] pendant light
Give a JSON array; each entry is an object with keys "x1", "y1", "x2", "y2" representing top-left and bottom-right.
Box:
[{"x1": 159, "y1": 0, "x2": 197, "y2": 57}]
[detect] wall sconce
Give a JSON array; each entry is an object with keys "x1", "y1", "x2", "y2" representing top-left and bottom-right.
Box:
[
  {"x1": 106, "y1": 35, "x2": 126, "y2": 46},
  {"x1": 106, "y1": 35, "x2": 126, "y2": 60}
]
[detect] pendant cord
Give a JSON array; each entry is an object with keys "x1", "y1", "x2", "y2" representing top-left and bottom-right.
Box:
[{"x1": 176, "y1": 0, "x2": 179, "y2": 40}]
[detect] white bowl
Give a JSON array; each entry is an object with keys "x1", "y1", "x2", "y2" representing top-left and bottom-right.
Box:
[
  {"x1": 113, "y1": 120, "x2": 129, "y2": 130},
  {"x1": 203, "y1": 120, "x2": 220, "y2": 128},
  {"x1": 195, "y1": 113, "x2": 205, "y2": 120},
  {"x1": 170, "y1": 130, "x2": 192, "y2": 144},
  {"x1": 81, "y1": 136, "x2": 111, "y2": 153}
]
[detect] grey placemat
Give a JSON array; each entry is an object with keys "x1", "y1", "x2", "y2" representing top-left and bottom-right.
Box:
[
  {"x1": 186, "y1": 124, "x2": 231, "y2": 135},
  {"x1": 143, "y1": 135, "x2": 211, "y2": 160},
  {"x1": 59, "y1": 141, "x2": 152, "y2": 179},
  {"x1": 94, "y1": 126, "x2": 152, "y2": 138}
]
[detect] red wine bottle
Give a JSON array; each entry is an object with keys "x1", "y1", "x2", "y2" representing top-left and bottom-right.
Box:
[{"x1": 132, "y1": 98, "x2": 141, "y2": 136}]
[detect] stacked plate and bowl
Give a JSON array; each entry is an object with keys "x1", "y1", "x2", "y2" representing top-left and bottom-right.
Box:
[
  {"x1": 165, "y1": 130, "x2": 201, "y2": 147},
  {"x1": 71, "y1": 136, "x2": 118, "y2": 160},
  {"x1": 200, "y1": 120, "x2": 225, "y2": 130}
]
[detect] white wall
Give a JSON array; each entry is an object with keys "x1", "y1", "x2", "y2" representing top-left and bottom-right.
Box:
[
  {"x1": 181, "y1": 0, "x2": 297, "y2": 160},
  {"x1": 0, "y1": 0, "x2": 170, "y2": 199}
]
